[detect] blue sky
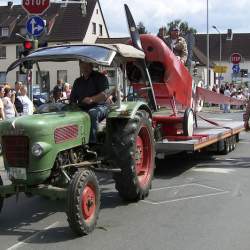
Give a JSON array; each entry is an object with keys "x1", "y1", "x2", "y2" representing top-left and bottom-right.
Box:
[{"x1": 1, "y1": 0, "x2": 250, "y2": 37}]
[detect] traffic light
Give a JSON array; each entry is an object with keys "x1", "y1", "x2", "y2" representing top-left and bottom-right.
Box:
[{"x1": 22, "y1": 39, "x2": 38, "y2": 57}]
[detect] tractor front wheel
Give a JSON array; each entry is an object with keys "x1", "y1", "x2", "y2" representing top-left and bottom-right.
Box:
[
  {"x1": 66, "y1": 169, "x2": 100, "y2": 236},
  {"x1": 0, "y1": 176, "x2": 3, "y2": 213},
  {"x1": 111, "y1": 111, "x2": 155, "y2": 201}
]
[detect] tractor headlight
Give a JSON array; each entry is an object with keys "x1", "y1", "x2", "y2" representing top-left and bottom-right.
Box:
[{"x1": 31, "y1": 143, "x2": 44, "y2": 157}]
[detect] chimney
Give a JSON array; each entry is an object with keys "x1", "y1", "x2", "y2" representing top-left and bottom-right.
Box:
[
  {"x1": 7, "y1": 1, "x2": 13, "y2": 8},
  {"x1": 226, "y1": 29, "x2": 233, "y2": 41}
]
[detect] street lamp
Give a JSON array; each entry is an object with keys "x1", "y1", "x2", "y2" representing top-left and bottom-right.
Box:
[{"x1": 212, "y1": 25, "x2": 222, "y2": 87}]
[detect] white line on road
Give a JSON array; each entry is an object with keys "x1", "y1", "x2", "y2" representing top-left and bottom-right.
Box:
[
  {"x1": 6, "y1": 221, "x2": 59, "y2": 250},
  {"x1": 152, "y1": 183, "x2": 226, "y2": 193},
  {"x1": 207, "y1": 118, "x2": 233, "y2": 121},
  {"x1": 142, "y1": 191, "x2": 229, "y2": 205},
  {"x1": 192, "y1": 168, "x2": 235, "y2": 174}
]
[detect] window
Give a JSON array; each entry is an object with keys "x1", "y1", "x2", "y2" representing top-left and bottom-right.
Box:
[
  {"x1": 92, "y1": 22, "x2": 96, "y2": 35},
  {"x1": 0, "y1": 46, "x2": 6, "y2": 59},
  {"x1": 1, "y1": 27, "x2": 9, "y2": 37},
  {"x1": 16, "y1": 72, "x2": 26, "y2": 82},
  {"x1": 36, "y1": 71, "x2": 50, "y2": 93},
  {"x1": 57, "y1": 70, "x2": 67, "y2": 83},
  {"x1": 0, "y1": 72, "x2": 6, "y2": 83},
  {"x1": 96, "y1": 9, "x2": 98, "y2": 14},
  {"x1": 99, "y1": 24, "x2": 103, "y2": 36}
]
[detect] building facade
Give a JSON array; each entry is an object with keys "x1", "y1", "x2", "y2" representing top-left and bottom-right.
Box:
[{"x1": 0, "y1": 0, "x2": 109, "y2": 90}]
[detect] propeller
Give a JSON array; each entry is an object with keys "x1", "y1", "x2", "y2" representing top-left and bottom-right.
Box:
[{"x1": 124, "y1": 4, "x2": 158, "y2": 111}]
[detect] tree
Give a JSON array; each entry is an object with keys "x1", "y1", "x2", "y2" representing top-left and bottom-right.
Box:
[
  {"x1": 166, "y1": 19, "x2": 197, "y2": 36},
  {"x1": 137, "y1": 22, "x2": 148, "y2": 34}
]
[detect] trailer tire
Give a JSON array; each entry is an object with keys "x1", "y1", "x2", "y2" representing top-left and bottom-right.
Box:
[
  {"x1": 221, "y1": 138, "x2": 230, "y2": 155},
  {"x1": 66, "y1": 169, "x2": 100, "y2": 236},
  {"x1": 110, "y1": 111, "x2": 155, "y2": 201},
  {"x1": 0, "y1": 176, "x2": 3, "y2": 213},
  {"x1": 183, "y1": 108, "x2": 194, "y2": 137},
  {"x1": 232, "y1": 136, "x2": 236, "y2": 150}
]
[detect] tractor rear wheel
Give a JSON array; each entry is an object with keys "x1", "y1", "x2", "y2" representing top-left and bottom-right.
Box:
[
  {"x1": 0, "y1": 176, "x2": 3, "y2": 213},
  {"x1": 66, "y1": 169, "x2": 100, "y2": 236},
  {"x1": 110, "y1": 111, "x2": 155, "y2": 201}
]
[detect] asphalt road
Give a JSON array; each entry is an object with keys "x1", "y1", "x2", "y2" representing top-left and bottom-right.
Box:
[{"x1": 1, "y1": 111, "x2": 250, "y2": 250}]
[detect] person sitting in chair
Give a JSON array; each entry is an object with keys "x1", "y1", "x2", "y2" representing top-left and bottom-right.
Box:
[{"x1": 70, "y1": 61, "x2": 109, "y2": 144}]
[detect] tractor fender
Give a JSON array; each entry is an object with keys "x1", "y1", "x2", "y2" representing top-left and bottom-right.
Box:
[{"x1": 107, "y1": 101, "x2": 152, "y2": 120}]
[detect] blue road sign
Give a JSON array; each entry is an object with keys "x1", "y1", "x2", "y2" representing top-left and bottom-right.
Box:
[
  {"x1": 232, "y1": 64, "x2": 240, "y2": 74},
  {"x1": 26, "y1": 16, "x2": 45, "y2": 37}
]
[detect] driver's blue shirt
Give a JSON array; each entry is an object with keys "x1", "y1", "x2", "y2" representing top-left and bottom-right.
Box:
[{"x1": 70, "y1": 71, "x2": 109, "y2": 110}]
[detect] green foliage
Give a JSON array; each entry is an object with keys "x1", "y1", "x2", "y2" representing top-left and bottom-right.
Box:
[
  {"x1": 164, "y1": 19, "x2": 197, "y2": 35},
  {"x1": 137, "y1": 22, "x2": 148, "y2": 34}
]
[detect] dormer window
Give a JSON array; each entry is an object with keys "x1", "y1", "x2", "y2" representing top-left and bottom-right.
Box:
[{"x1": 1, "y1": 27, "x2": 9, "y2": 37}]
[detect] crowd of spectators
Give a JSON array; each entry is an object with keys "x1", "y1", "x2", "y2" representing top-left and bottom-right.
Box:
[
  {"x1": 212, "y1": 82, "x2": 249, "y2": 113},
  {"x1": 52, "y1": 80, "x2": 72, "y2": 102},
  {"x1": 0, "y1": 81, "x2": 34, "y2": 121}
]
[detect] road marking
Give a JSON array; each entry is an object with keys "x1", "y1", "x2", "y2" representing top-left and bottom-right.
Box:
[
  {"x1": 207, "y1": 118, "x2": 232, "y2": 121},
  {"x1": 238, "y1": 141, "x2": 250, "y2": 144},
  {"x1": 214, "y1": 158, "x2": 237, "y2": 161},
  {"x1": 192, "y1": 168, "x2": 235, "y2": 174},
  {"x1": 152, "y1": 183, "x2": 225, "y2": 192},
  {"x1": 142, "y1": 190, "x2": 229, "y2": 205},
  {"x1": 144, "y1": 183, "x2": 229, "y2": 205},
  {"x1": 6, "y1": 222, "x2": 59, "y2": 250}
]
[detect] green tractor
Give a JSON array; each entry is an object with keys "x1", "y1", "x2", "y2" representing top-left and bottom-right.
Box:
[{"x1": 0, "y1": 43, "x2": 155, "y2": 235}]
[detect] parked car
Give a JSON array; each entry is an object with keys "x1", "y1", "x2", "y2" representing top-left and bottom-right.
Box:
[{"x1": 32, "y1": 85, "x2": 49, "y2": 107}]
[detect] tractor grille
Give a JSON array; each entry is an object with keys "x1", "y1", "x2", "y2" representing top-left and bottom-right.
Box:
[{"x1": 2, "y1": 136, "x2": 29, "y2": 167}]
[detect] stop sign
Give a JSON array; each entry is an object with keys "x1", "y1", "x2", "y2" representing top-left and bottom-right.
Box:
[
  {"x1": 231, "y1": 53, "x2": 242, "y2": 64},
  {"x1": 22, "y1": 0, "x2": 50, "y2": 15}
]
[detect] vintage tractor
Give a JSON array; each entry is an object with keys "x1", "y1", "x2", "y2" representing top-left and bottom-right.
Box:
[
  {"x1": 0, "y1": 43, "x2": 155, "y2": 236},
  {"x1": 0, "y1": 4, "x2": 199, "y2": 236}
]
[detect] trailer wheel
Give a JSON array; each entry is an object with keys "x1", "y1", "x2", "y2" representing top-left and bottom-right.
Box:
[
  {"x1": 0, "y1": 176, "x2": 3, "y2": 213},
  {"x1": 66, "y1": 169, "x2": 100, "y2": 236},
  {"x1": 221, "y1": 138, "x2": 230, "y2": 155},
  {"x1": 183, "y1": 108, "x2": 194, "y2": 137},
  {"x1": 232, "y1": 136, "x2": 236, "y2": 150},
  {"x1": 111, "y1": 111, "x2": 155, "y2": 201}
]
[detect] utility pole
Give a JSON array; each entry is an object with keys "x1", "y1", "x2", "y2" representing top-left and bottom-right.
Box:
[{"x1": 206, "y1": 0, "x2": 210, "y2": 89}]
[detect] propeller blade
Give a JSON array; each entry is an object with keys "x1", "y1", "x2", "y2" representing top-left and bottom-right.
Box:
[{"x1": 124, "y1": 4, "x2": 143, "y2": 51}]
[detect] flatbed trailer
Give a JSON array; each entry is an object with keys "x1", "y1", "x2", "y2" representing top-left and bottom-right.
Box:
[{"x1": 156, "y1": 111, "x2": 245, "y2": 155}]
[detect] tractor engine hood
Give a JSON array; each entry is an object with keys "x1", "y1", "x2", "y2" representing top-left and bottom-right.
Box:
[{"x1": 0, "y1": 111, "x2": 90, "y2": 137}]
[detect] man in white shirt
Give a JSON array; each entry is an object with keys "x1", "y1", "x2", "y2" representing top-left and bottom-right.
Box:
[{"x1": 17, "y1": 86, "x2": 33, "y2": 116}]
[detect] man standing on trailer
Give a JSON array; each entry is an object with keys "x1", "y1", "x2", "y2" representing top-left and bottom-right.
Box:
[{"x1": 159, "y1": 26, "x2": 188, "y2": 64}]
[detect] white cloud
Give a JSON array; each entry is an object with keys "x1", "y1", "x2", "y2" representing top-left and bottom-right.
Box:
[
  {"x1": 1, "y1": 0, "x2": 250, "y2": 36},
  {"x1": 100, "y1": 0, "x2": 250, "y2": 36}
]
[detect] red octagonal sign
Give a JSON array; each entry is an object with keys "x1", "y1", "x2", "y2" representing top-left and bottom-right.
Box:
[
  {"x1": 22, "y1": 0, "x2": 50, "y2": 15},
  {"x1": 231, "y1": 53, "x2": 242, "y2": 64}
]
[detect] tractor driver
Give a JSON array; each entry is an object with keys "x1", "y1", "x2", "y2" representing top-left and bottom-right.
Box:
[{"x1": 70, "y1": 61, "x2": 109, "y2": 144}]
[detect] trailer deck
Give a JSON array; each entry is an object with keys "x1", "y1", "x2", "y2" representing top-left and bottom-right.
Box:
[{"x1": 156, "y1": 111, "x2": 245, "y2": 153}]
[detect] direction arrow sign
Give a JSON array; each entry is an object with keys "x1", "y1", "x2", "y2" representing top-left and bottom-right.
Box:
[
  {"x1": 22, "y1": 0, "x2": 50, "y2": 15},
  {"x1": 26, "y1": 16, "x2": 45, "y2": 37},
  {"x1": 232, "y1": 64, "x2": 240, "y2": 74}
]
